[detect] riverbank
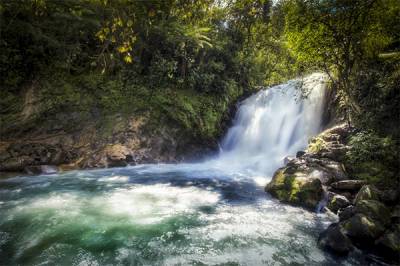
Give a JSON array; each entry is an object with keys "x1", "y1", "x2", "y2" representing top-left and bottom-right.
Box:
[
  {"x1": 0, "y1": 74, "x2": 246, "y2": 175},
  {"x1": 265, "y1": 123, "x2": 400, "y2": 264}
]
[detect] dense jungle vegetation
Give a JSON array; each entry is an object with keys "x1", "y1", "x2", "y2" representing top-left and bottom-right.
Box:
[{"x1": 0, "y1": 0, "x2": 399, "y2": 184}]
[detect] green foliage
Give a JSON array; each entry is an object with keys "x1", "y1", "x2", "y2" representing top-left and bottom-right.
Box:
[
  {"x1": 352, "y1": 58, "x2": 400, "y2": 140},
  {"x1": 307, "y1": 137, "x2": 327, "y2": 154},
  {"x1": 284, "y1": 0, "x2": 400, "y2": 117},
  {"x1": 345, "y1": 131, "x2": 399, "y2": 186}
]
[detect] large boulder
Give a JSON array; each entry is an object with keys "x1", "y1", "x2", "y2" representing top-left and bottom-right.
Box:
[
  {"x1": 354, "y1": 200, "x2": 391, "y2": 226},
  {"x1": 342, "y1": 213, "x2": 386, "y2": 241},
  {"x1": 265, "y1": 169, "x2": 323, "y2": 210},
  {"x1": 318, "y1": 223, "x2": 353, "y2": 255},
  {"x1": 340, "y1": 200, "x2": 391, "y2": 243},
  {"x1": 354, "y1": 185, "x2": 380, "y2": 204}
]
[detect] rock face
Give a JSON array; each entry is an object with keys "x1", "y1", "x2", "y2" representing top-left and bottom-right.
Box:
[{"x1": 0, "y1": 115, "x2": 218, "y2": 175}]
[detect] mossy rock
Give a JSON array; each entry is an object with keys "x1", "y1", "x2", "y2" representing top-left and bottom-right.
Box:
[
  {"x1": 355, "y1": 200, "x2": 391, "y2": 226},
  {"x1": 265, "y1": 168, "x2": 323, "y2": 210},
  {"x1": 354, "y1": 185, "x2": 380, "y2": 204},
  {"x1": 342, "y1": 213, "x2": 386, "y2": 241},
  {"x1": 327, "y1": 194, "x2": 350, "y2": 213}
]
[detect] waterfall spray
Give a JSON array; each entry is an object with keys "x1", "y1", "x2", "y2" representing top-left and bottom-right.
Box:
[{"x1": 214, "y1": 73, "x2": 328, "y2": 175}]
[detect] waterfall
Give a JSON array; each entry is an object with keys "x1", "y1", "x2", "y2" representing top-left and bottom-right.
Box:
[{"x1": 213, "y1": 73, "x2": 328, "y2": 175}]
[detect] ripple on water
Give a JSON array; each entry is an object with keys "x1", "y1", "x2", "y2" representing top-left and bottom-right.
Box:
[{"x1": 0, "y1": 168, "x2": 376, "y2": 266}]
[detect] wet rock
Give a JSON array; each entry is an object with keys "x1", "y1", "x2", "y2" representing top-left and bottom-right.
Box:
[
  {"x1": 0, "y1": 156, "x2": 34, "y2": 171},
  {"x1": 327, "y1": 194, "x2": 350, "y2": 213},
  {"x1": 24, "y1": 165, "x2": 42, "y2": 175},
  {"x1": 0, "y1": 142, "x2": 70, "y2": 172},
  {"x1": 265, "y1": 169, "x2": 323, "y2": 210},
  {"x1": 318, "y1": 223, "x2": 353, "y2": 255},
  {"x1": 375, "y1": 224, "x2": 400, "y2": 259},
  {"x1": 296, "y1": 151, "x2": 306, "y2": 158},
  {"x1": 342, "y1": 213, "x2": 386, "y2": 241},
  {"x1": 24, "y1": 165, "x2": 58, "y2": 175},
  {"x1": 354, "y1": 185, "x2": 380, "y2": 204},
  {"x1": 105, "y1": 144, "x2": 132, "y2": 167},
  {"x1": 331, "y1": 180, "x2": 367, "y2": 191},
  {"x1": 338, "y1": 205, "x2": 355, "y2": 221},
  {"x1": 354, "y1": 200, "x2": 391, "y2": 226}
]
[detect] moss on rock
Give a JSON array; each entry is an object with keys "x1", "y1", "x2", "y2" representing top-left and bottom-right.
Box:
[{"x1": 265, "y1": 169, "x2": 323, "y2": 210}]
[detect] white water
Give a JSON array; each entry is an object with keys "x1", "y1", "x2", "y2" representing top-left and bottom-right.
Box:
[
  {"x1": 3, "y1": 73, "x2": 378, "y2": 266},
  {"x1": 206, "y1": 72, "x2": 328, "y2": 176}
]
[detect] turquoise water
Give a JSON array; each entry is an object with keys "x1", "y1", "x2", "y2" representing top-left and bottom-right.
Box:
[{"x1": 0, "y1": 164, "x2": 375, "y2": 265}]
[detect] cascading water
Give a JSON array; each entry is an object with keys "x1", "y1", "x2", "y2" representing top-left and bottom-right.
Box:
[
  {"x1": 212, "y1": 72, "x2": 327, "y2": 175},
  {"x1": 0, "y1": 74, "x2": 373, "y2": 265}
]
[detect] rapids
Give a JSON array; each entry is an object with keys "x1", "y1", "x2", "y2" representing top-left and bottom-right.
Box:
[{"x1": 0, "y1": 74, "x2": 376, "y2": 265}]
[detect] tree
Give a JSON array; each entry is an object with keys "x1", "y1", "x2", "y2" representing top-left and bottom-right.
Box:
[{"x1": 284, "y1": 0, "x2": 399, "y2": 121}]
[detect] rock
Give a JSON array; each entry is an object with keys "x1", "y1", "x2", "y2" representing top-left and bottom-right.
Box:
[
  {"x1": 104, "y1": 144, "x2": 132, "y2": 167},
  {"x1": 0, "y1": 156, "x2": 34, "y2": 171},
  {"x1": 354, "y1": 200, "x2": 391, "y2": 226},
  {"x1": 331, "y1": 180, "x2": 367, "y2": 191},
  {"x1": 375, "y1": 224, "x2": 400, "y2": 260},
  {"x1": 296, "y1": 151, "x2": 306, "y2": 158},
  {"x1": 265, "y1": 169, "x2": 323, "y2": 210},
  {"x1": 318, "y1": 223, "x2": 353, "y2": 255},
  {"x1": 318, "y1": 160, "x2": 347, "y2": 181},
  {"x1": 354, "y1": 185, "x2": 380, "y2": 204},
  {"x1": 338, "y1": 205, "x2": 355, "y2": 221},
  {"x1": 390, "y1": 205, "x2": 400, "y2": 222},
  {"x1": 307, "y1": 124, "x2": 351, "y2": 161},
  {"x1": 24, "y1": 165, "x2": 58, "y2": 175},
  {"x1": 327, "y1": 194, "x2": 350, "y2": 213},
  {"x1": 338, "y1": 200, "x2": 392, "y2": 246},
  {"x1": 342, "y1": 213, "x2": 386, "y2": 241}
]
